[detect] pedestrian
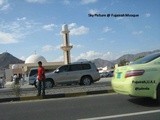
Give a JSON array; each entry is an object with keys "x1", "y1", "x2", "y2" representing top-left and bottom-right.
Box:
[
  {"x1": 0, "y1": 77, "x2": 5, "y2": 88},
  {"x1": 0, "y1": 77, "x2": 3, "y2": 88},
  {"x1": 37, "y1": 61, "x2": 46, "y2": 96}
]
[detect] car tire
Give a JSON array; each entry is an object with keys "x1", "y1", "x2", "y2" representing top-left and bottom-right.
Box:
[
  {"x1": 45, "y1": 79, "x2": 54, "y2": 88},
  {"x1": 81, "y1": 76, "x2": 92, "y2": 85},
  {"x1": 157, "y1": 84, "x2": 160, "y2": 104}
]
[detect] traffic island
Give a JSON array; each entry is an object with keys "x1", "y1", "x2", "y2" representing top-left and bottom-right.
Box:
[{"x1": 0, "y1": 86, "x2": 114, "y2": 103}]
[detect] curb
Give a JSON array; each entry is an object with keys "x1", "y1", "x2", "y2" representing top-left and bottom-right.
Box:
[{"x1": 0, "y1": 89, "x2": 114, "y2": 103}]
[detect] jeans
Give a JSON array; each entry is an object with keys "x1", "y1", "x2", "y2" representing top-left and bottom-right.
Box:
[{"x1": 37, "y1": 80, "x2": 45, "y2": 95}]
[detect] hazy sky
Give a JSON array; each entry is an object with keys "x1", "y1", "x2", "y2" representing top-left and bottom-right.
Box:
[{"x1": 0, "y1": 0, "x2": 159, "y2": 62}]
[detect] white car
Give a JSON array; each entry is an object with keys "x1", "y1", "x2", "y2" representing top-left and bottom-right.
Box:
[
  {"x1": 29, "y1": 61, "x2": 100, "y2": 88},
  {"x1": 46, "y1": 62, "x2": 100, "y2": 87}
]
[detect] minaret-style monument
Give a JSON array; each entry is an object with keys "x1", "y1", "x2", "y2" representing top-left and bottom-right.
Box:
[{"x1": 61, "y1": 24, "x2": 73, "y2": 64}]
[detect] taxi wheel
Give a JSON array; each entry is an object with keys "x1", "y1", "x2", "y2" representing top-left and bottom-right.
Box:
[{"x1": 157, "y1": 84, "x2": 160, "y2": 104}]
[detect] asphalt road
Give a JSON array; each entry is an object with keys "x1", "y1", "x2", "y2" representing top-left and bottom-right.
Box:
[{"x1": 0, "y1": 93, "x2": 160, "y2": 120}]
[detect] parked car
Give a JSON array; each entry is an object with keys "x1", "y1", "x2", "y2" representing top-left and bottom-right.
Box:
[
  {"x1": 45, "y1": 61, "x2": 100, "y2": 87},
  {"x1": 100, "y1": 72, "x2": 109, "y2": 78},
  {"x1": 112, "y1": 52, "x2": 160, "y2": 103},
  {"x1": 28, "y1": 68, "x2": 37, "y2": 86},
  {"x1": 107, "y1": 70, "x2": 114, "y2": 77},
  {"x1": 29, "y1": 61, "x2": 100, "y2": 88}
]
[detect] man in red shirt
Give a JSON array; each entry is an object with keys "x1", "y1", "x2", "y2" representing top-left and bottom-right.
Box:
[{"x1": 37, "y1": 61, "x2": 46, "y2": 96}]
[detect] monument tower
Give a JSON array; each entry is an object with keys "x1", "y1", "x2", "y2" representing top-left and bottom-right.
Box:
[{"x1": 61, "y1": 24, "x2": 73, "y2": 64}]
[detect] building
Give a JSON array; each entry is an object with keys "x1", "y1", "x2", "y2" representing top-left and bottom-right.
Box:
[{"x1": 7, "y1": 54, "x2": 64, "y2": 81}]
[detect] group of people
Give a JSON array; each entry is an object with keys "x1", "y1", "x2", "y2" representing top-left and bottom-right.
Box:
[
  {"x1": 10, "y1": 61, "x2": 46, "y2": 97},
  {"x1": 12, "y1": 74, "x2": 24, "y2": 85},
  {"x1": 0, "y1": 61, "x2": 46, "y2": 96}
]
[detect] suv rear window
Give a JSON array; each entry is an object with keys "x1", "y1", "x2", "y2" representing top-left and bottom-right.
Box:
[
  {"x1": 69, "y1": 64, "x2": 82, "y2": 71},
  {"x1": 82, "y1": 64, "x2": 91, "y2": 70}
]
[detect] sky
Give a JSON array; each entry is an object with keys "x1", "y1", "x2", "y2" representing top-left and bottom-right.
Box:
[{"x1": 0, "y1": 0, "x2": 160, "y2": 62}]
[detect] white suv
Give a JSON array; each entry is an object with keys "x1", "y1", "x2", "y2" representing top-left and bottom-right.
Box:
[{"x1": 44, "y1": 61, "x2": 100, "y2": 88}]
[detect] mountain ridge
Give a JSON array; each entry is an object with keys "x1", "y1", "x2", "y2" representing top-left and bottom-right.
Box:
[
  {"x1": 0, "y1": 52, "x2": 24, "y2": 69},
  {"x1": 0, "y1": 49, "x2": 159, "y2": 69}
]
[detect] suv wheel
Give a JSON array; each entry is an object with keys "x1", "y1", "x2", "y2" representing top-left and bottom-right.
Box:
[
  {"x1": 81, "y1": 76, "x2": 92, "y2": 85},
  {"x1": 157, "y1": 84, "x2": 160, "y2": 104},
  {"x1": 45, "y1": 79, "x2": 54, "y2": 88}
]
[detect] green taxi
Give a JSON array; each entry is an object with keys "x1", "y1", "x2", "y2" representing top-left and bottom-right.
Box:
[{"x1": 112, "y1": 52, "x2": 160, "y2": 103}]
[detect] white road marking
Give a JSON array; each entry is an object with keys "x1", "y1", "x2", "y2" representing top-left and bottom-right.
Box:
[{"x1": 78, "y1": 109, "x2": 160, "y2": 120}]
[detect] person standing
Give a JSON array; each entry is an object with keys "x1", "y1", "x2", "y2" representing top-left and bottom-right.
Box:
[
  {"x1": 37, "y1": 61, "x2": 46, "y2": 96},
  {"x1": 0, "y1": 77, "x2": 3, "y2": 88}
]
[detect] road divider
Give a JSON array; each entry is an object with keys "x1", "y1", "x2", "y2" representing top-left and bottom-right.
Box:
[{"x1": 0, "y1": 88, "x2": 114, "y2": 103}]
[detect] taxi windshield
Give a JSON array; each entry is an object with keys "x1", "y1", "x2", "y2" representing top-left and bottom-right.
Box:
[{"x1": 132, "y1": 53, "x2": 160, "y2": 64}]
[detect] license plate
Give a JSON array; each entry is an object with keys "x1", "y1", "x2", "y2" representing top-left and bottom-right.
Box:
[{"x1": 117, "y1": 72, "x2": 121, "y2": 79}]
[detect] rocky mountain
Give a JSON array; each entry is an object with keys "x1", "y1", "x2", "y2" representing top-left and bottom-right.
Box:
[
  {"x1": 77, "y1": 49, "x2": 160, "y2": 69},
  {"x1": 92, "y1": 58, "x2": 114, "y2": 68},
  {"x1": 114, "y1": 49, "x2": 160, "y2": 64},
  {"x1": 0, "y1": 52, "x2": 24, "y2": 69},
  {"x1": 0, "y1": 49, "x2": 159, "y2": 69},
  {"x1": 76, "y1": 59, "x2": 88, "y2": 62}
]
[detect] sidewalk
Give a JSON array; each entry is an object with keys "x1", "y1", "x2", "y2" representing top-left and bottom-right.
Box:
[{"x1": 0, "y1": 78, "x2": 114, "y2": 103}]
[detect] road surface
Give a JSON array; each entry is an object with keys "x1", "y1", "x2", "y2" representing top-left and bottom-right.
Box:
[{"x1": 0, "y1": 93, "x2": 159, "y2": 120}]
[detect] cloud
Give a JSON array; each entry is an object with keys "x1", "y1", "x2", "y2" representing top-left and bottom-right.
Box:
[
  {"x1": 42, "y1": 44, "x2": 61, "y2": 52},
  {"x1": 75, "y1": 50, "x2": 112, "y2": 61},
  {"x1": 42, "y1": 45, "x2": 54, "y2": 52},
  {"x1": 53, "y1": 55, "x2": 77, "y2": 62},
  {"x1": 74, "y1": 44, "x2": 83, "y2": 48},
  {"x1": 116, "y1": 17, "x2": 124, "y2": 20},
  {"x1": 68, "y1": 23, "x2": 76, "y2": 29},
  {"x1": 20, "y1": 56, "x2": 26, "y2": 61},
  {"x1": 145, "y1": 25, "x2": 151, "y2": 29},
  {"x1": 17, "y1": 17, "x2": 26, "y2": 21},
  {"x1": 81, "y1": 0, "x2": 97, "y2": 4},
  {"x1": 145, "y1": 13, "x2": 151, "y2": 17},
  {"x1": 0, "y1": 31, "x2": 18, "y2": 44},
  {"x1": 53, "y1": 55, "x2": 64, "y2": 62},
  {"x1": 70, "y1": 26, "x2": 89, "y2": 35},
  {"x1": 132, "y1": 30, "x2": 143, "y2": 35},
  {"x1": 0, "y1": 18, "x2": 41, "y2": 44},
  {"x1": 43, "y1": 24, "x2": 56, "y2": 31},
  {"x1": 103, "y1": 26, "x2": 112, "y2": 33},
  {"x1": 0, "y1": 0, "x2": 10, "y2": 11},
  {"x1": 25, "y1": 0, "x2": 47, "y2": 3},
  {"x1": 110, "y1": 0, "x2": 119, "y2": 6},
  {"x1": 89, "y1": 9, "x2": 99, "y2": 14},
  {"x1": 97, "y1": 38, "x2": 105, "y2": 41},
  {"x1": 63, "y1": 0, "x2": 70, "y2": 5},
  {"x1": 71, "y1": 43, "x2": 83, "y2": 48},
  {"x1": 68, "y1": 23, "x2": 89, "y2": 36},
  {"x1": 0, "y1": 22, "x2": 24, "y2": 44}
]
